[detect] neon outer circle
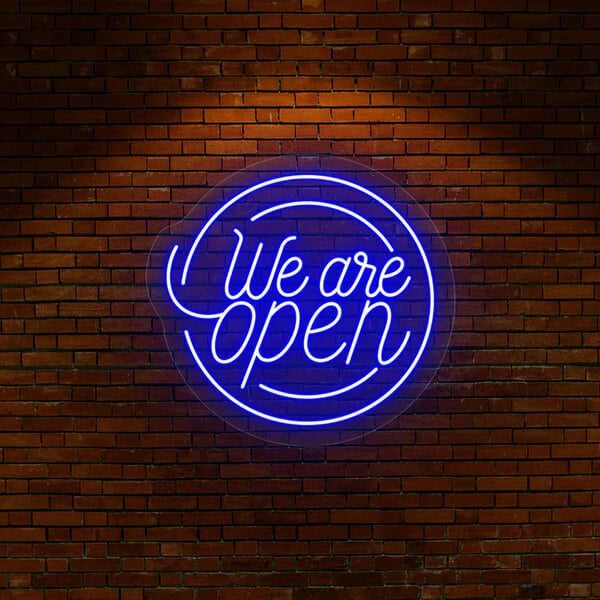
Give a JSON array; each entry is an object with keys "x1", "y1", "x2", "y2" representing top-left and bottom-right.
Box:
[{"x1": 168, "y1": 174, "x2": 436, "y2": 427}]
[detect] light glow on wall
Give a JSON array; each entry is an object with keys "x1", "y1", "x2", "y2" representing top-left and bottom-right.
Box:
[{"x1": 163, "y1": 173, "x2": 436, "y2": 427}]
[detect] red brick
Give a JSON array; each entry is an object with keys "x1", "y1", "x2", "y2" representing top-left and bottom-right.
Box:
[{"x1": 204, "y1": 108, "x2": 255, "y2": 123}]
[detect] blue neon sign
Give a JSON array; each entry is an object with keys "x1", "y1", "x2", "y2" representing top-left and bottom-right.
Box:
[{"x1": 161, "y1": 173, "x2": 436, "y2": 428}]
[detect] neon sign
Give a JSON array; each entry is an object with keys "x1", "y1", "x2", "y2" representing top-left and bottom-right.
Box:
[{"x1": 159, "y1": 171, "x2": 440, "y2": 431}]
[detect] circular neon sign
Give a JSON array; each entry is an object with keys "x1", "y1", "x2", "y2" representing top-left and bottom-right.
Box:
[{"x1": 149, "y1": 158, "x2": 453, "y2": 445}]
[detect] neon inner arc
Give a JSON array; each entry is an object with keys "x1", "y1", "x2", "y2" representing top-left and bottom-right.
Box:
[
  {"x1": 250, "y1": 200, "x2": 394, "y2": 252},
  {"x1": 179, "y1": 174, "x2": 399, "y2": 286},
  {"x1": 166, "y1": 174, "x2": 435, "y2": 427}
]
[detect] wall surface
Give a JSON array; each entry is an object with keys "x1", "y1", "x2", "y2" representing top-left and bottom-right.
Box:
[{"x1": 1, "y1": 0, "x2": 599, "y2": 598}]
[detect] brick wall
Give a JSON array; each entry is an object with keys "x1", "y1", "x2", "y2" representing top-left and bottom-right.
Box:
[{"x1": 1, "y1": 0, "x2": 599, "y2": 598}]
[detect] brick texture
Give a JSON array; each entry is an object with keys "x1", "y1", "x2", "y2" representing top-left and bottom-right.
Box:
[{"x1": 1, "y1": 0, "x2": 599, "y2": 598}]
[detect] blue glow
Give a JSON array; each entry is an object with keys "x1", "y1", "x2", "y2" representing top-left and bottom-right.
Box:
[
  {"x1": 166, "y1": 244, "x2": 221, "y2": 319},
  {"x1": 240, "y1": 300, "x2": 301, "y2": 390},
  {"x1": 303, "y1": 302, "x2": 347, "y2": 363},
  {"x1": 276, "y1": 255, "x2": 309, "y2": 297},
  {"x1": 224, "y1": 229, "x2": 302, "y2": 301},
  {"x1": 180, "y1": 174, "x2": 408, "y2": 284},
  {"x1": 259, "y1": 367, "x2": 378, "y2": 401},
  {"x1": 345, "y1": 303, "x2": 411, "y2": 366},
  {"x1": 186, "y1": 329, "x2": 386, "y2": 426},
  {"x1": 168, "y1": 174, "x2": 436, "y2": 427},
  {"x1": 251, "y1": 200, "x2": 394, "y2": 252},
  {"x1": 319, "y1": 251, "x2": 411, "y2": 299},
  {"x1": 210, "y1": 301, "x2": 256, "y2": 364}
]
